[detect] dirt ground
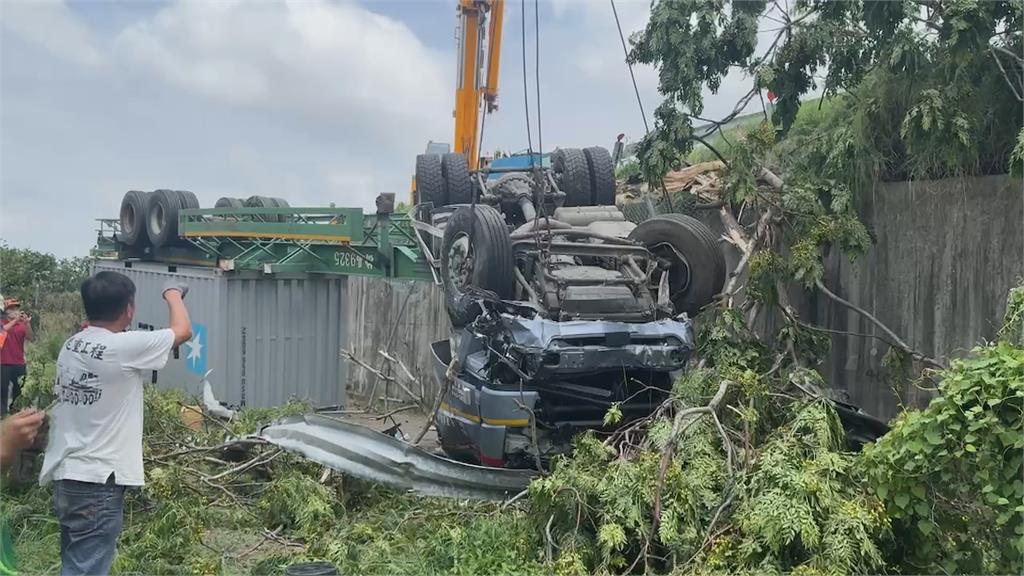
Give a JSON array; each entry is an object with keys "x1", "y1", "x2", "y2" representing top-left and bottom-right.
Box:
[{"x1": 326, "y1": 401, "x2": 442, "y2": 454}]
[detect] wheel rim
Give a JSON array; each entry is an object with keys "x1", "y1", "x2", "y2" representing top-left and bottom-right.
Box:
[
  {"x1": 149, "y1": 203, "x2": 165, "y2": 236},
  {"x1": 446, "y1": 233, "x2": 474, "y2": 296},
  {"x1": 650, "y1": 241, "x2": 692, "y2": 296},
  {"x1": 121, "y1": 203, "x2": 136, "y2": 235}
]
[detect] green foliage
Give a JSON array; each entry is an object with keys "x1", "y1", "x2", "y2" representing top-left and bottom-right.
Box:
[
  {"x1": 999, "y1": 282, "x2": 1024, "y2": 346},
  {"x1": 730, "y1": 401, "x2": 889, "y2": 574},
  {"x1": 259, "y1": 469, "x2": 338, "y2": 538},
  {"x1": 529, "y1": 329, "x2": 891, "y2": 575},
  {"x1": 719, "y1": 121, "x2": 872, "y2": 289},
  {"x1": 297, "y1": 487, "x2": 545, "y2": 576},
  {"x1": 633, "y1": 0, "x2": 1022, "y2": 184},
  {"x1": 0, "y1": 242, "x2": 88, "y2": 305},
  {"x1": 1012, "y1": 128, "x2": 1024, "y2": 178},
  {"x1": 861, "y1": 342, "x2": 1024, "y2": 574},
  {"x1": 615, "y1": 158, "x2": 642, "y2": 183},
  {"x1": 603, "y1": 402, "x2": 623, "y2": 426}
]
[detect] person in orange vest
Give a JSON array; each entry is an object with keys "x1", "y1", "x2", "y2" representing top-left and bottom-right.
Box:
[{"x1": 1, "y1": 298, "x2": 33, "y2": 416}]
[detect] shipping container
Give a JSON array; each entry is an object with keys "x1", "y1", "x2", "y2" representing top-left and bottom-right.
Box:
[{"x1": 91, "y1": 260, "x2": 348, "y2": 408}]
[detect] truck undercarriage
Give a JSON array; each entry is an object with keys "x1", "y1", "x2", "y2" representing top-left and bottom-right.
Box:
[{"x1": 414, "y1": 146, "x2": 728, "y2": 467}]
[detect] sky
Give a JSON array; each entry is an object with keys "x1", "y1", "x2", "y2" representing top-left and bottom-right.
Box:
[{"x1": 0, "y1": 0, "x2": 769, "y2": 258}]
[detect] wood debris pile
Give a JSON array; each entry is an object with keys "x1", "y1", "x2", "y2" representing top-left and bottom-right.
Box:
[{"x1": 616, "y1": 161, "x2": 726, "y2": 208}]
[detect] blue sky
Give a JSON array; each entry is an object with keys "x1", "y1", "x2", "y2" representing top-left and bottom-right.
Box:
[{"x1": 1, "y1": 0, "x2": 764, "y2": 257}]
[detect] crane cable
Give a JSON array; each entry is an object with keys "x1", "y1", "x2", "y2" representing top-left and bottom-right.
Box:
[
  {"x1": 610, "y1": 0, "x2": 649, "y2": 135},
  {"x1": 610, "y1": 0, "x2": 673, "y2": 210},
  {"x1": 521, "y1": 0, "x2": 534, "y2": 163},
  {"x1": 533, "y1": 0, "x2": 543, "y2": 159}
]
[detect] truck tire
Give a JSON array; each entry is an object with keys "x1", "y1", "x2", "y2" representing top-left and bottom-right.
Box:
[
  {"x1": 177, "y1": 190, "x2": 200, "y2": 210},
  {"x1": 629, "y1": 213, "x2": 725, "y2": 317},
  {"x1": 442, "y1": 153, "x2": 473, "y2": 205},
  {"x1": 119, "y1": 190, "x2": 150, "y2": 247},
  {"x1": 583, "y1": 146, "x2": 616, "y2": 206},
  {"x1": 147, "y1": 189, "x2": 185, "y2": 248},
  {"x1": 244, "y1": 195, "x2": 284, "y2": 221},
  {"x1": 552, "y1": 148, "x2": 591, "y2": 207},
  {"x1": 416, "y1": 154, "x2": 446, "y2": 207},
  {"x1": 270, "y1": 197, "x2": 291, "y2": 222},
  {"x1": 215, "y1": 197, "x2": 245, "y2": 209},
  {"x1": 441, "y1": 205, "x2": 514, "y2": 327}
]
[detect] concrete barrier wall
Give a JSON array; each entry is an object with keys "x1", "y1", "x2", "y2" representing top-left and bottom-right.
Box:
[
  {"x1": 344, "y1": 277, "x2": 448, "y2": 404},
  {"x1": 813, "y1": 175, "x2": 1023, "y2": 419},
  {"x1": 345, "y1": 175, "x2": 1023, "y2": 420}
]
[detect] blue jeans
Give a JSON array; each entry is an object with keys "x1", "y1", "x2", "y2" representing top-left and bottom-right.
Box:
[{"x1": 53, "y1": 477, "x2": 125, "y2": 576}]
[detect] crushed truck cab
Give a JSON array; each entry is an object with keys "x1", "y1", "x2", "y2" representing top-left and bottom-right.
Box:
[{"x1": 431, "y1": 308, "x2": 696, "y2": 467}]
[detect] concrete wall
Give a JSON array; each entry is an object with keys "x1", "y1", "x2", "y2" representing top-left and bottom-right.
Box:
[
  {"x1": 344, "y1": 277, "x2": 448, "y2": 405},
  {"x1": 812, "y1": 175, "x2": 1023, "y2": 419},
  {"x1": 344, "y1": 175, "x2": 1023, "y2": 421}
]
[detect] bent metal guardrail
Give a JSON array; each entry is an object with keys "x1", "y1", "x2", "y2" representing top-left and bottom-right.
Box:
[{"x1": 259, "y1": 414, "x2": 535, "y2": 500}]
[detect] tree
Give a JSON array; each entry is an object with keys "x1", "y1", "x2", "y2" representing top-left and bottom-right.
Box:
[
  {"x1": 524, "y1": 3, "x2": 1024, "y2": 574},
  {"x1": 631, "y1": 0, "x2": 1023, "y2": 182},
  {"x1": 0, "y1": 242, "x2": 89, "y2": 305}
]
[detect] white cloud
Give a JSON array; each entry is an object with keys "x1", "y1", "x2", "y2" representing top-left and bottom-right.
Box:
[
  {"x1": 112, "y1": 0, "x2": 450, "y2": 145},
  {"x1": 1, "y1": 0, "x2": 104, "y2": 67}
]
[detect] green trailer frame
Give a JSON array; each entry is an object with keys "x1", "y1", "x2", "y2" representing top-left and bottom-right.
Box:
[{"x1": 96, "y1": 205, "x2": 437, "y2": 282}]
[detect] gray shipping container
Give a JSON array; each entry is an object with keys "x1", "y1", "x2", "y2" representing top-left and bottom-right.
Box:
[{"x1": 91, "y1": 260, "x2": 348, "y2": 408}]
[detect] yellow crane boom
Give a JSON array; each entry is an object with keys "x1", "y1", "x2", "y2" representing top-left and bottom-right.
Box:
[{"x1": 454, "y1": 0, "x2": 503, "y2": 171}]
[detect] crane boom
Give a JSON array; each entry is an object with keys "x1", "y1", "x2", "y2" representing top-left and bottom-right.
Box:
[{"x1": 454, "y1": 0, "x2": 503, "y2": 171}]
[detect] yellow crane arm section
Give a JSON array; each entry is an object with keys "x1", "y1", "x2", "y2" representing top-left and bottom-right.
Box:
[{"x1": 454, "y1": 0, "x2": 503, "y2": 171}]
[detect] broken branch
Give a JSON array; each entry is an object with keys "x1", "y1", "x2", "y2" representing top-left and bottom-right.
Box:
[
  {"x1": 652, "y1": 380, "x2": 731, "y2": 532},
  {"x1": 814, "y1": 278, "x2": 944, "y2": 369},
  {"x1": 413, "y1": 356, "x2": 457, "y2": 445}
]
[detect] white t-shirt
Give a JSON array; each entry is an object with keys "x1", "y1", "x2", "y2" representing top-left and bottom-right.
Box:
[{"x1": 39, "y1": 326, "x2": 175, "y2": 486}]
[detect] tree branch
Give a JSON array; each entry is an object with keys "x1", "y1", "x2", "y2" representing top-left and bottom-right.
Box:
[
  {"x1": 719, "y1": 204, "x2": 775, "y2": 305},
  {"x1": 692, "y1": 133, "x2": 731, "y2": 167},
  {"x1": 814, "y1": 278, "x2": 944, "y2": 368},
  {"x1": 652, "y1": 381, "x2": 731, "y2": 533},
  {"x1": 989, "y1": 45, "x2": 1024, "y2": 102}
]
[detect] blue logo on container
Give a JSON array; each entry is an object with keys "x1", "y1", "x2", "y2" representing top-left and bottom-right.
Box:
[{"x1": 184, "y1": 323, "x2": 207, "y2": 375}]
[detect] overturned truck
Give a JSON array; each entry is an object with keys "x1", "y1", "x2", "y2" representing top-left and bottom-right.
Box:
[{"x1": 412, "y1": 147, "x2": 726, "y2": 468}]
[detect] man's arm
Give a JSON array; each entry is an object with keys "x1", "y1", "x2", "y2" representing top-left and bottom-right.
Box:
[
  {"x1": 163, "y1": 284, "x2": 192, "y2": 346},
  {"x1": 1, "y1": 318, "x2": 17, "y2": 332},
  {"x1": 0, "y1": 409, "x2": 45, "y2": 473}
]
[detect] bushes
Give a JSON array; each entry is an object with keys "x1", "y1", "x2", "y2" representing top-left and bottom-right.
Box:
[{"x1": 862, "y1": 342, "x2": 1024, "y2": 574}]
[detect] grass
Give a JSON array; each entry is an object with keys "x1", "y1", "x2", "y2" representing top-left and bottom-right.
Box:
[{"x1": 1, "y1": 385, "x2": 546, "y2": 576}]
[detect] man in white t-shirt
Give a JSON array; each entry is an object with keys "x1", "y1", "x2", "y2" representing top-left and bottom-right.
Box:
[{"x1": 40, "y1": 271, "x2": 192, "y2": 576}]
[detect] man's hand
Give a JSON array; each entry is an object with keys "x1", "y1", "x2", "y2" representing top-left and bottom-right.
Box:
[
  {"x1": 0, "y1": 409, "x2": 46, "y2": 469},
  {"x1": 162, "y1": 280, "x2": 190, "y2": 300}
]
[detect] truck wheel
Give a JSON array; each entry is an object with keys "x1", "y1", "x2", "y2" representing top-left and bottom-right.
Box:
[
  {"x1": 270, "y1": 197, "x2": 291, "y2": 222},
  {"x1": 244, "y1": 195, "x2": 283, "y2": 221},
  {"x1": 552, "y1": 148, "x2": 591, "y2": 207},
  {"x1": 416, "y1": 154, "x2": 446, "y2": 207},
  {"x1": 119, "y1": 190, "x2": 150, "y2": 247},
  {"x1": 442, "y1": 153, "x2": 473, "y2": 205},
  {"x1": 177, "y1": 190, "x2": 200, "y2": 210},
  {"x1": 583, "y1": 146, "x2": 616, "y2": 206},
  {"x1": 147, "y1": 189, "x2": 185, "y2": 248},
  {"x1": 629, "y1": 213, "x2": 725, "y2": 317},
  {"x1": 441, "y1": 205, "x2": 514, "y2": 327},
  {"x1": 215, "y1": 197, "x2": 245, "y2": 209}
]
